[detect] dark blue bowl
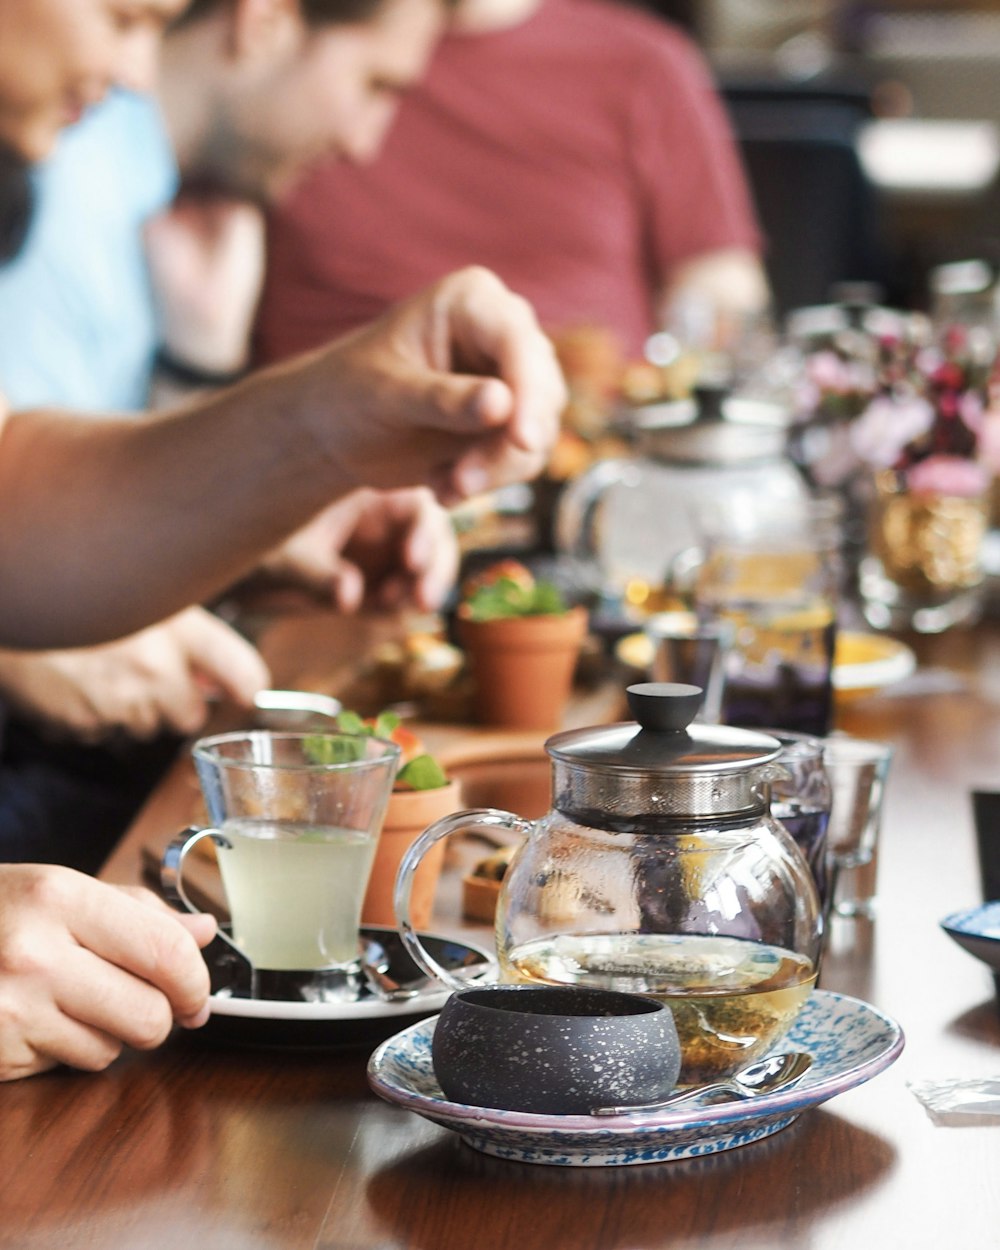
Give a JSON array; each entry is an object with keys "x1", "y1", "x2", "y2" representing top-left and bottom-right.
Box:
[
  {"x1": 941, "y1": 901, "x2": 1000, "y2": 973},
  {"x1": 431, "y1": 984, "x2": 680, "y2": 1116}
]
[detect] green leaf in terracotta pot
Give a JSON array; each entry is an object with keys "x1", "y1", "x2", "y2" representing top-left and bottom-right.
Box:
[
  {"x1": 302, "y1": 732, "x2": 367, "y2": 764},
  {"x1": 396, "y1": 754, "x2": 449, "y2": 791},
  {"x1": 465, "y1": 575, "x2": 568, "y2": 621},
  {"x1": 335, "y1": 709, "x2": 369, "y2": 736},
  {"x1": 372, "y1": 710, "x2": 401, "y2": 740}
]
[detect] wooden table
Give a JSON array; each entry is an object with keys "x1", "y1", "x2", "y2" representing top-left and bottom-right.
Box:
[{"x1": 4, "y1": 614, "x2": 1000, "y2": 1250}]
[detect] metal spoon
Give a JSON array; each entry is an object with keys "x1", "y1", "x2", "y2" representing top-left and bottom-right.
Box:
[
  {"x1": 592, "y1": 1050, "x2": 814, "y2": 1116},
  {"x1": 358, "y1": 937, "x2": 425, "y2": 1003},
  {"x1": 252, "y1": 689, "x2": 342, "y2": 731}
]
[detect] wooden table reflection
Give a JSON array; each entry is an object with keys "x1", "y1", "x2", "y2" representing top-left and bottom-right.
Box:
[{"x1": 4, "y1": 612, "x2": 1000, "y2": 1250}]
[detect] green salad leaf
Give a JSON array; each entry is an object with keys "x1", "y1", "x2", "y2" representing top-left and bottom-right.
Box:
[
  {"x1": 302, "y1": 733, "x2": 368, "y2": 764},
  {"x1": 464, "y1": 575, "x2": 568, "y2": 621},
  {"x1": 304, "y1": 709, "x2": 448, "y2": 790},
  {"x1": 396, "y1": 754, "x2": 448, "y2": 791}
]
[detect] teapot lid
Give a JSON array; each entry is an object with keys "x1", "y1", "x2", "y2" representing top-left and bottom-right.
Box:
[
  {"x1": 545, "y1": 683, "x2": 782, "y2": 824},
  {"x1": 631, "y1": 386, "x2": 790, "y2": 467}
]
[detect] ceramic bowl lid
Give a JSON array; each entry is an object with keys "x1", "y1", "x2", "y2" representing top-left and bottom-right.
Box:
[{"x1": 545, "y1": 683, "x2": 782, "y2": 824}]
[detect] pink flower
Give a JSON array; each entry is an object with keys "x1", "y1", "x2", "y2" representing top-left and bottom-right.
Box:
[
  {"x1": 805, "y1": 351, "x2": 874, "y2": 396},
  {"x1": 958, "y1": 389, "x2": 985, "y2": 435},
  {"x1": 977, "y1": 408, "x2": 1000, "y2": 473},
  {"x1": 850, "y1": 394, "x2": 934, "y2": 467},
  {"x1": 905, "y1": 455, "x2": 990, "y2": 497}
]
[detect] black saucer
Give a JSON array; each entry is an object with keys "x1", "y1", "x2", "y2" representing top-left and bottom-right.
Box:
[{"x1": 194, "y1": 925, "x2": 492, "y2": 1051}]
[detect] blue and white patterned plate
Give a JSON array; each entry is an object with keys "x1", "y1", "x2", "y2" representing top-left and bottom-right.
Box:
[
  {"x1": 367, "y1": 989, "x2": 904, "y2": 1166},
  {"x1": 941, "y1": 901, "x2": 1000, "y2": 973}
]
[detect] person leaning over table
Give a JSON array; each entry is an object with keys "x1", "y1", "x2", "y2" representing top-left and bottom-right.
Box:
[
  {"x1": 0, "y1": 0, "x2": 565, "y2": 1083},
  {"x1": 0, "y1": 0, "x2": 464, "y2": 874},
  {"x1": 252, "y1": 0, "x2": 770, "y2": 369}
]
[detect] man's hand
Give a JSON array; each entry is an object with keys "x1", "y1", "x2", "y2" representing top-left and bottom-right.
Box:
[
  {"x1": 0, "y1": 267, "x2": 563, "y2": 648},
  {"x1": 145, "y1": 195, "x2": 265, "y2": 376},
  {"x1": 313, "y1": 266, "x2": 566, "y2": 506},
  {"x1": 261, "y1": 487, "x2": 458, "y2": 613},
  {"x1": 0, "y1": 607, "x2": 270, "y2": 741},
  {"x1": 0, "y1": 866, "x2": 216, "y2": 1081}
]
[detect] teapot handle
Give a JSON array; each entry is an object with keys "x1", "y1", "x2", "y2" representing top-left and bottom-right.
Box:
[
  {"x1": 394, "y1": 808, "x2": 533, "y2": 992},
  {"x1": 554, "y1": 458, "x2": 637, "y2": 575}
]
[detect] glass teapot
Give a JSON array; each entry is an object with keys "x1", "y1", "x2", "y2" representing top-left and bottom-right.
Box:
[
  {"x1": 555, "y1": 386, "x2": 810, "y2": 613},
  {"x1": 395, "y1": 683, "x2": 823, "y2": 1083}
]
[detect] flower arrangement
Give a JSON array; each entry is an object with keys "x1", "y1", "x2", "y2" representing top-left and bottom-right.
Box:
[{"x1": 796, "y1": 315, "x2": 1000, "y2": 498}]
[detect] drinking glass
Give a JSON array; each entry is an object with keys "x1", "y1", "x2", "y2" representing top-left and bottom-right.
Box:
[
  {"x1": 760, "y1": 728, "x2": 833, "y2": 913},
  {"x1": 692, "y1": 494, "x2": 844, "y2": 737},
  {"x1": 164, "y1": 730, "x2": 399, "y2": 993},
  {"x1": 823, "y1": 735, "x2": 893, "y2": 917},
  {"x1": 644, "y1": 610, "x2": 733, "y2": 723}
]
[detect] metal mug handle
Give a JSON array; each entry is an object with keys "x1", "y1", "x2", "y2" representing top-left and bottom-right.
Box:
[
  {"x1": 393, "y1": 808, "x2": 533, "y2": 992},
  {"x1": 161, "y1": 826, "x2": 246, "y2": 963}
]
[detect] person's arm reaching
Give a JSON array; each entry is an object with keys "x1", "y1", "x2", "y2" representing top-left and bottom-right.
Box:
[
  {"x1": 0, "y1": 267, "x2": 562, "y2": 647},
  {"x1": 0, "y1": 607, "x2": 269, "y2": 741}
]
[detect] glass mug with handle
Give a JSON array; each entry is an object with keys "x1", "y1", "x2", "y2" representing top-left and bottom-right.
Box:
[{"x1": 162, "y1": 729, "x2": 399, "y2": 997}]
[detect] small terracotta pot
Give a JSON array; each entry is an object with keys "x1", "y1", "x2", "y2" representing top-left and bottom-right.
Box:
[
  {"x1": 362, "y1": 779, "x2": 463, "y2": 931},
  {"x1": 456, "y1": 605, "x2": 588, "y2": 731}
]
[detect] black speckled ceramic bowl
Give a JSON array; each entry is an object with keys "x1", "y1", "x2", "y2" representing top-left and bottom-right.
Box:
[{"x1": 431, "y1": 985, "x2": 680, "y2": 1115}]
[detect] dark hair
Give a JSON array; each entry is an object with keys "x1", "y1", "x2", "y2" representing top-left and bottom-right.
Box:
[
  {"x1": 0, "y1": 146, "x2": 32, "y2": 265},
  {"x1": 175, "y1": 0, "x2": 392, "y2": 27}
]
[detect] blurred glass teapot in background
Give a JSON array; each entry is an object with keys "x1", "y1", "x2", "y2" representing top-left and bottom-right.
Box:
[
  {"x1": 395, "y1": 683, "x2": 823, "y2": 1084},
  {"x1": 555, "y1": 385, "x2": 812, "y2": 618}
]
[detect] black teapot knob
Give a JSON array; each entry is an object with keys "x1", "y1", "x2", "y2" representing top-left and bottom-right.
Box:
[
  {"x1": 692, "y1": 383, "x2": 729, "y2": 423},
  {"x1": 626, "y1": 682, "x2": 703, "y2": 733}
]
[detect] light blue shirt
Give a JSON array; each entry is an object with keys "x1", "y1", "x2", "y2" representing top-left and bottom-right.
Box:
[{"x1": 0, "y1": 90, "x2": 178, "y2": 412}]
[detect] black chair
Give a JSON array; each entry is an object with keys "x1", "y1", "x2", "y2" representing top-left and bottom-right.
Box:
[{"x1": 722, "y1": 80, "x2": 889, "y2": 315}]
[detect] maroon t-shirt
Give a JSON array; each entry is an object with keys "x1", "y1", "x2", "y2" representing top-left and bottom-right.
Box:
[{"x1": 254, "y1": 0, "x2": 761, "y2": 363}]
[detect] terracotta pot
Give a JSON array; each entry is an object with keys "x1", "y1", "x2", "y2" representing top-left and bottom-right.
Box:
[
  {"x1": 456, "y1": 605, "x2": 588, "y2": 730},
  {"x1": 362, "y1": 779, "x2": 463, "y2": 931}
]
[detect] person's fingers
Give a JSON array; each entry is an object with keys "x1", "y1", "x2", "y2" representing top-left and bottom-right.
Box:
[
  {"x1": 175, "y1": 608, "x2": 270, "y2": 711},
  {"x1": 399, "y1": 513, "x2": 458, "y2": 611},
  {"x1": 450, "y1": 436, "x2": 546, "y2": 501},
  {"x1": 0, "y1": 970, "x2": 121, "y2": 1080},
  {"x1": 435, "y1": 267, "x2": 566, "y2": 455},
  {"x1": 52, "y1": 948, "x2": 176, "y2": 1054},
  {"x1": 7, "y1": 1012, "x2": 122, "y2": 1078},
  {"x1": 119, "y1": 895, "x2": 216, "y2": 1028},
  {"x1": 172, "y1": 912, "x2": 218, "y2": 950},
  {"x1": 397, "y1": 371, "x2": 515, "y2": 439},
  {"x1": 65, "y1": 880, "x2": 212, "y2": 1025},
  {"x1": 120, "y1": 888, "x2": 217, "y2": 951},
  {"x1": 329, "y1": 559, "x2": 365, "y2": 613}
]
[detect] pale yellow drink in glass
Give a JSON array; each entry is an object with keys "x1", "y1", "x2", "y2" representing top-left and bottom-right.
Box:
[{"x1": 216, "y1": 818, "x2": 379, "y2": 970}]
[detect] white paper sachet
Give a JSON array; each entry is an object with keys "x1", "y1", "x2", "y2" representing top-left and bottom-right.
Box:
[{"x1": 908, "y1": 1077, "x2": 1000, "y2": 1126}]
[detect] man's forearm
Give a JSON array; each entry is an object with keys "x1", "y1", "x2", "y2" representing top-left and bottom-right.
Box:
[
  {"x1": 0, "y1": 267, "x2": 562, "y2": 648},
  {"x1": 0, "y1": 364, "x2": 344, "y2": 647}
]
